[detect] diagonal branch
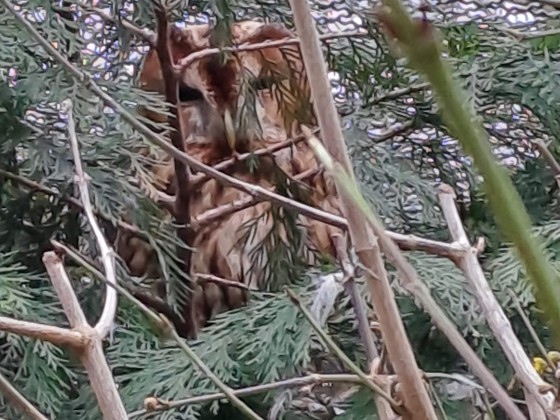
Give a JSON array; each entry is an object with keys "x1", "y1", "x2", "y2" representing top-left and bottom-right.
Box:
[
  {"x1": 0, "y1": 371, "x2": 48, "y2": 420},
  {"x1": 438, "y1": 184, "x2": 555, "y2": 417},
  {"x1": 288, "y1": 1, "x2": 435, "y2": 417},
  {"x1": 76, "y1": 1, "x2": 156, "y2": 46}
]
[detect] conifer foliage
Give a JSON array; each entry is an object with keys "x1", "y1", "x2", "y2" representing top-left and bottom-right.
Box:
[{"x1": 1, "y1": 0, "x2": 560, "y2": 419}]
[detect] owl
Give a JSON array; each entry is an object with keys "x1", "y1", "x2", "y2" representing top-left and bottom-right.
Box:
[{"x1": 116, "y1": 20, "x2": 344, "y2": 337}]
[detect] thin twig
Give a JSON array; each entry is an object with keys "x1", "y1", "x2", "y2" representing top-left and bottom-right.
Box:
[
  {"x1": 175, "y1": 30, "x2": 368, "y2": 74},
  {"x1": 0, "y1": 372, "x2": 48, "y2": 420},
  {"x1": 127, "y1": 373, "x2": 364, "y2": 418},
  {"x1": 62, "y1": 98, "x2": 118, "y2": 340},
  {"x1": 285, "y1": 288, "x2": 402, "y2": 412},
  {"x1": 509, "y1": 289, "x2": 555, "y2": 371},
  {"x1": 370, "y1": 83, "x2": 429, "y2": 105},
  {"x1": 534, "y1": 140, "x2": 560, "y2": 189},
  {"x1": 192, "y1": 168, "x2": 321, "y2": 228},
  {"x1": 127, "y1": 370, "x2": 485, "y2": 418},
  {"x1": 77, "y1": 2, "x2": 156, "y2": 46},
  {"x1": 190, "y1": 134, "x2": 312, "y2": 187},
  {"x1": 194, "y1": 273, "x2": 250, "y2": 291}
]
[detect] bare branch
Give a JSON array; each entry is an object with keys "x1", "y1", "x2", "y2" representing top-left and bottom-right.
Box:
[
  {"x1": 534, "y1": 140, "x2": 560, "y2": 189},
  {"x1": 191, "y1": 134, "x2": 312, "y2": 187},
  {"x1": 438, "y1": 184, "x2": 555, "y2": 417},
  {"x1": 192, "y1": 168, "x2": 320, "y2": 228},
  {"x1": 0, "y1": 371, "x2": 48, "y2": 420},
  {"x1": 42, "y1": 252, "x2": 127, "y2": 419},
  {"x1": 152, "y1": 5, "x2": 197, "y2": 336},
  {"x1": 127, "y1": 373, "x2": 364, "y2": 418},
  {"x1": 194, "y1": 273, "x2": 250, "y2": 291},
  {"x1": 0, "y1": 316, "x2": 83, "y2": 348},
  {"x1": 62, "y1": 99, "x2": 118, "y2": 340},
  {"x1": 288, "y1": 2, "x2": 435, "y2": 417},
  {"x1": 285, "y1": 288, "x2": 401, "y2": 412},
  {"x1": 175, "y1": 30, "x2": 368, "y2": 75}
]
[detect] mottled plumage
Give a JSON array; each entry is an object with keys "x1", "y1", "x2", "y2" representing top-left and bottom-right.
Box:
[{"x1": 116, "y1": 20, "x2": 344, "y2": 333}]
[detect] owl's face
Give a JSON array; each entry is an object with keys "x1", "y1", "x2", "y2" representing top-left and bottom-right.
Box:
[{"x1": 139, "y1": 21, "x2": 307, "y2": 154}]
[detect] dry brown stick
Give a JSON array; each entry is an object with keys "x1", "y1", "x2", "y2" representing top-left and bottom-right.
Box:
[
  {"x1": 438, "y1": 184, "x2": 555, "y2": 418},
  {"x1": 331, "y1": 234, "x2": 397, "y2": 420},
  {"x1": 63, "y1": 99, "x2": 118, "y2": 339},
  {"x1": 153, "y1": 6, "x2": 197, "y2": 336},
  {"x1": 127, "y1": 373, "x2": 364, "y2": 418},
  {"x1": 42, "y1": 252, "x2": 127, "y2": 419},
  {"x1": 0, "y1": 317, "x2": 84, "y2": 348},
  {"x1": 190, "y1": 135, "x2": 313, "y2": 187},
  {"x1": 192, "y1": 168, "x2": 320, "y2": 228},
  {"x1": 0, "y1": 372, "x2": 48, "y2": 420},
  {"x1": 288, "y1": 2, "x2": 435, "y2": 418},
  {"x1": 175, "y1": 30, "x2": 367, "y2": 74},
  {"x1": 309, "y1": 134, "x2": 526, "y2": 419},
  {"x1": 194, "y1": 273, "x2": 250, "y2": 291},
  {"x1": 508, "y1": 290, "x2": 555, "y2": 372}
]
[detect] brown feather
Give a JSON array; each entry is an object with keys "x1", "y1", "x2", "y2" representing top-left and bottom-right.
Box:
[{"x1": 116, "y1": 21, "x2": 344, "y2": 335}]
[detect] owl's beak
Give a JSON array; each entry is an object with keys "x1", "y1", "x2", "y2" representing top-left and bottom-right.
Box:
[{"x1": 223, "y1": 108, "x2": 237, "y2": 154}]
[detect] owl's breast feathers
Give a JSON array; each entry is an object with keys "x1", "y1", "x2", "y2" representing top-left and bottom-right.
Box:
[{"x1": 117, "y1": 20, "x2": 343, "y2": 335}]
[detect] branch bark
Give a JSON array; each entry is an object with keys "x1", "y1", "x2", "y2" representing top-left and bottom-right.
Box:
[
  {"x1": 438, "y1": 184, "x2": 556, "y2": 418},
  {"x1": 153, "y1": 6, "x2": 197, "y2": 337},
  {"x1": 0, "y1": 317, "x2": 84, "y2": 348},
  {"x1": 42, "y1": 252, "x2": 127, "y2": 419},
  {"x1": 287, "y1": 2, "x2": 435, "y2": 418},
  {"x1": 0, "y1": 372, "x2": 48, "y2": 420},
  {"x1": 63, "y1": 99, "x2": 118, "y2": 340}
]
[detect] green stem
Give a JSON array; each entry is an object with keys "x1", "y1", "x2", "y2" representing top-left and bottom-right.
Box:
[{"x1": 380, "y1": 0, "x2": 560, "y2": 340}]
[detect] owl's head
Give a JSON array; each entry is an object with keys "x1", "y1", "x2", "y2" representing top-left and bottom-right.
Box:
[{"x1": 139, "y1": 20, "x2": 312, "y2": 157}]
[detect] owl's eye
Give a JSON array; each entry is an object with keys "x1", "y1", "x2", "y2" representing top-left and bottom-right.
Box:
[
  {"x1": 253, "y1": 76, "x2": 276, "y2": 91},
  {"x1": 178, "y1": 83, "x2": 204, "y2": 102}
]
